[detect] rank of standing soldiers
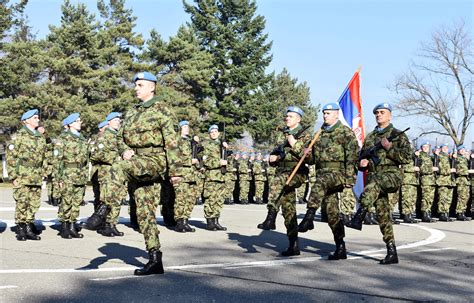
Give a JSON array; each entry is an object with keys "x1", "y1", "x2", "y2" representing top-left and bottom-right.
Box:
[{"x1": 4, "y1": 72, "x2": 474, "y2": 274}]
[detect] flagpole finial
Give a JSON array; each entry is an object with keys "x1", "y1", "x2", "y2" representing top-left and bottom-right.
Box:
[{"x1": 356, "y1": 65, "x2": 362, "y2": 73}]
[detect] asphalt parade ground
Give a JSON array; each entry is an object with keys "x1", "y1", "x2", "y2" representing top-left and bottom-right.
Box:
[{"x1": 0, "y1": 187, "x2": 473, "y2": 302}]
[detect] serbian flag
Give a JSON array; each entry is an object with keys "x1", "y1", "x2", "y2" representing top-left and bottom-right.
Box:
[{"x1": 337, "y1": 68, "x2": 366, "y2": 198}]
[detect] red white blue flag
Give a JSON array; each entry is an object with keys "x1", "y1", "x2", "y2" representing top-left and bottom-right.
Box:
[{"x1": 337, "y1": 69, "x2": 366, "y2": 197}]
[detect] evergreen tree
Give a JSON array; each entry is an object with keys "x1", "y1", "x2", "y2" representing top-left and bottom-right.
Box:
[{"x1": 184, "y1": 0, "x2": 273, "y2": 140}]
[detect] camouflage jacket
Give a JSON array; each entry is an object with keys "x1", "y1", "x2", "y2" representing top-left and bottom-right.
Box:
[
  {"x1": 6, "y1": 126, "x2": 47, "y2": 186},
  {"x1": 89, "y1": 128, "x2": 122, "y2": 182},
  {"x1": 53, "y1": 130, "x2": 89, "y2": 186},
  {"x1": 361, "y1": 123, "x2": 411, "y2": 175},
  {"x1": 202, "y1": 138, "x2": 225, "y2": 182},
  {"x1": 402, "y1": 152, "x2": 419, "y2": 186},
  {"x1": 119, "y1": 95, "x2": 180, "y2": 177},
  {"x1": 252, "y1": 160, "x2": 267, "y2": 181},
  {"x1": 175, "y1": 135, "x2": 200, "y2": 182},
  {"x1": 271, "y1": 124, "x2": 310, "y2": 174},
  {"x1": 419, "y1": 151, "x2": 435, "y2": 186},
  {"x1": 455, "y1": 155, "x2": 469, "y2": 185},
  {"x1": 436, "y1": 152, "x2": 453, "y2": 187},
  {"x1": 237, "y1": 158, "x2": 252, "y2": 181},
  {"x1": 308, "y1": 120, "x2": 359, "y2": 186}
]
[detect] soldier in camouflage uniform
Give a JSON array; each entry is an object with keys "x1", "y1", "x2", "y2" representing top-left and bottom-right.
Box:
[
  {"x1": 90, "y1": 72, "x2": 181, "y2": 275},
  {"x1": 453, "y1": 145, "x2": 471, "y2": 221},
  {"x1": 436, "y1": 143, "x2": 455, "y2": 221},
  {"x1": 89, "y1": 120, "x2": 108, "y2": 211},
  {"x1": 6, "y1": 109, "x2": 46, "y2": 241},
  {"x1": 202, "y1": 124, "x2": 228, "y2": 231},
  {"x1": 469, "y1": 151, "x2": 474, "y2": 219},
  {"x1": 298, "y1": 103, "x2": 359, "y2": 260},
  {"x1": 418, "y1": 142, "x2": 437, "y2": 222},
  {"x1": 348, "y1": 103, "x2": 411, "y2": 264},
  {"x1": 252, "y1": 153, "x2": 266, "y2": 204},
  {"x1": 54, "y1": 113, "x2": 89, "y2": 239},
  {"x1": 237, "y1": 152, "x2": 252, "y2": 204},
  {"x1": 400, "y1": 150, "x2": 419, "y2": 223},
  {"x1": 258, "y1": 106, "x2": 310, "y2": 256},
  {"x1": 173, "y1": 120, "x2": 200, "y2": 232},
  {"x1": 87, "y1": 113, "x2": 125, "y2": 236},
  {"x1": 224, "y1": 151, "x2": 239, "y2": 204}
]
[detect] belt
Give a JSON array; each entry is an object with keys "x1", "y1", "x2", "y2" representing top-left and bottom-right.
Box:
[
  {"x1": 316, "y1": 162, "x2": 344, "y2": 170},
  {"x1": 20, "y1": 161, "x2": 42, "y2": 168},
  {"x1": 134, "y1": 146, "x2": 164, "y2": 155},
  {"x1": 65, "y1": 162, "x2": 86, "y2": 169}
]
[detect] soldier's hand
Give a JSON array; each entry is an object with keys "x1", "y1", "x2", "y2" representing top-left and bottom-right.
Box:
[
  {"x1": 170, "y1": 176, "x2": 182, "y2": 185},
  {"x1": 269, "y1": 155, "x2": 279, "y2": 163},
  {"x1": 452, "y1": 153, "x2": 457, "y2": 158},
  {"x1": 287, "y1": 135, "x2": 296, "y2": 147},
  {"x1": 381, "y1": 138, "x2": 392, "y2": 150},
  {"x1": 193, "y1": 135, "x2": 200, "y2": 142},
  {"x1": 414, "y1": 166, "x2": 420, "y2": 172},
  {"x1": 220, "y1": 159, "x2": 227, "y2": 166},
  {"x1": 222, "y1": 142, "x2": 229, "y2": 149},
  {"x1": 432, "y1": 167, "x2": 439, "y2": 172},
  {"x1": 192, "y1": 158, "x2": 199, "y2": 164},
  {"x1": 304, "y1": 147, "x2": 311, "y2": 156},
  {"x1": 360, "y1": 159, "x2": 369, "y2": 167},
  {"x1": 123, "y1": 149, "x2": 135, "y2": 160},
  {"x1": 12, "y1": 179, "x2": 18, "y2": 187}
]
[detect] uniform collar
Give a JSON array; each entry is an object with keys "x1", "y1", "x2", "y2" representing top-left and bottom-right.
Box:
[
  {"x1": 286, "y1": 124, "x2": 302, "y2": 136},
  {"x1": 22, "y1": 125, "x2": 41, "y2": 137},
  {"x1": 67, "y1": 129, "x2": 85, "y2": 140},
  {"x1": 140, "y1": 95, "x2": 160, "y2": 108},
  {"x1": 322, "y1": 120, "x2": 341, "y2": 132},
  {"x1": 375, "y1": 123, "x2": 393, "y2": 134},
  {"x1": 105, "y1": 127, "x2": 118, "y2": 134}
]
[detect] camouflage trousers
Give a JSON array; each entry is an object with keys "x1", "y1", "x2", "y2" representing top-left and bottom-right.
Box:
[
  {"x1": 421, "y1": 185, "x2": 435, "y2": 212},
  {"x1": 268, "y1": 171, "x2": 305, "y2": 238},
  {"x1": 254, "y1": 180, "x2": 265, "y2": 200},
  {"x1": 437, "y1": 186, "x2": 453, "y2": 213},
  {"x1": 58, "y1": 183, "x2": 85, "y2": 223},
  {"x1": 47, "y1": 177, "x2": 61, "y2": 200},
  {"x1": 456, "y1": 184, "x2": 469, "y2": 213},
  {"x1": 203, "y1": 180, "x2": 226, "y2": 218},
  {"x1": 239, "y1": 179, "x2": 250, "y2": 201},
  {"x1": 13, "y1": 185, "x2": 42, "y2": 224},
  {"x1": 360, "y1": 172, "x2": 403, "y2": 244},
  {"x1": 401, "y1": 184, "x2": 417, "y2": 215},
  {"x1": 103, "y1": 178, "x2": 125, "y2": 225},
  {"x1": 101, "y1": 154, "x2": 166, "y2": 252},
  {"x1": 174, "y1": 181, "x2": 197, "y2": 220},
  {"x1": 340, "y1": 187, "x2": 356, "y2": 215}
]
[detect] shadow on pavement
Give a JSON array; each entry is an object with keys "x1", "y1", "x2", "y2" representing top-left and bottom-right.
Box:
[{"x1": 77, "y1": 243, "x2": 148, "y2": 270}]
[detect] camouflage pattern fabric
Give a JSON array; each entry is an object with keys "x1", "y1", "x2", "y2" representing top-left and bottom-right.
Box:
[
  {"x1": 101, "y1": 95, "x2": 180, "y2": 252},
  {"x1": 252, "y1": 160, "x2": 266, "y2": 200},
  {"x1": 419, "y1": 151, "x2": 435, "y2": 212},
  {"x1": 401, "y1": 159, "x2": 418, "y2": 215},
  {"x1": 358, "y1": 123, "x2": 411, "y2": 244},
  {"x1": 224, "y1": 156, "x2": 238, "y2": 200},
  {"x1": 202, "y1": 138, "x2": 226, "y2": 218},
  {"x1": 436, "y1": 152, "x2": 453, "y2": 213},
  {"x1": 340, "y1": 187, "x2": 356, "y2": 215},
  {"x1": 54, "y1": 130, "x2": 89, "y2": 223},
  {"x1": 6, "y1": 126, "x2": 47, "y2": 224},
  {"x1": 455, "y1": 155, "x2": 469, "y2": 213},
  {"x1": 237, "y1": 158, "x2": 252, "y2": 201}
]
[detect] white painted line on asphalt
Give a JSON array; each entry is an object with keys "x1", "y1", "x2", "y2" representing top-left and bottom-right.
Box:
[
  {"x1": 0, "y1": 207, "x2": 57, "y2": 212},
  {"x1": 90, "y1": 275, "x2": 140, "y2": 281},
  {"x1": 0, "y1": 222, "x2": 446, "y2": 275},
  {"x1": 0, "y1": 285, "x2": 18, "y2": 289},
  {"x1": 413, "y1": 247, "x2": 453, "y2": 253}
]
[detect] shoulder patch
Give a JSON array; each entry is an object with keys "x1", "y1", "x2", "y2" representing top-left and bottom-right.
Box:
[
  {"x1": 53, "y1": 149, "x2": 59, "y2": 156},
  {"x1": 8, "y1": 144, "x2": 14, "y2": 150},
  {"x1": 98, "y1": 143, "x2": 104, "y2": 149}
]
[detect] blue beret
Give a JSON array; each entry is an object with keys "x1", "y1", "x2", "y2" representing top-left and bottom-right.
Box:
[
  {"x1": 106, "y1": 112, "x2": 122, "y2": 121},
  {"x1": 98, "y1": 120, "x2": 108, "y2": 129},
  {"x1": 373, "y1": 103, "x2": 392, "y2": 114},
  {"x1": 322, "y1": 102, "x2": 340, "y2": 111},
  {"x1": 242, "y1": 152, "x2": 248, "y2": 156},
  {"x1": 457, "y1": 144, "x2": 465, "y2": 150},
  {"x1": 133, "y1": 71, "x2": 157, "y2": 83},
  {"x1": 62, "y1": 113, "x2": 80, "y2": 126},
  {"x1": 179, "y1": 120, "x2": 189, "y2": 127},
  {"x1": 21, "y1": 109, "x2": 39, "y2": 121},
  {"x1": 208, "y1": 124, "x2": 219, "y2": 133},
  {"x1": 286, "y1": 106, "x2": 304, "y2": 117},
  {"x1": 441, "y1": 143, "x2": 449, "y2": 148},
  {"x1": 421, "y1": 141, "x2": 430, "y2": 147}
]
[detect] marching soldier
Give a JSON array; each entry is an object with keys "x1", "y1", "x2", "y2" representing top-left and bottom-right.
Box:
[
  {"x1": 173, "y1": 120, "x2": 200, "y2": 232},
  {"x1": 89, "y1": 71, "x2": 181, "y2": 275},
  {"x1": 237, "y1": 152, "x2": 252, "y2": 204},
  {"x1": 6, "y1": 109, "x2": 47, "y2": 241},
  {"x1": 298, "y1": 103, "x2": 359, "y2": 260},
  {"x1": 418, "y1": 142, "x2": 437, "y2": 222},
  {"x1": 252, "y1": 152, "x2": 266, "y2": 204},
  {"x1": 224, "y1": 151, "x2": 239, "y2": 205},
  {"x1": 258, "y1": 106, "x2": 310, "y2": 256},
  {"x1": 348, "y1": 103, "x2": 412, "y2": 264},
  {"x1": 400, "y1": 150, "x2": 419, "y2": 223},
  {"x1": 202, "y1": 124, "x2": 228, "y2": 231},
  {"x1": 453, "y1": 145, "x2": 471, "y2": 221},
  {"x1": 89, "y1": 120, "x2": 108, "y2": 211},
  {"x1": 55, "y1": 113, "x2": 89, "y2": 239},
  {"x1": 436, "y1": 143, "x2": 455, "y2": 221}
]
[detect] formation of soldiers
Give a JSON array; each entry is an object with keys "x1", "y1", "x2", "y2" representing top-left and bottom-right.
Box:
[{"x1": 4, "y1": 71, "x2": 474, "y2": 276}]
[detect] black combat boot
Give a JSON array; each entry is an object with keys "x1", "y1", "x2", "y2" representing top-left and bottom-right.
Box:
[
  {"x1": 257, "y1": 208, "x2": 277, "y2": 230},
  {"x1": 28, "y1": 222, "x2": 41, "y2": 235},
  {"x1": 240, "y1": 199, "x2": 249, "y2": 205},
  {"x1": 86, "y1": 203, "x2": 110, "y2": 230},
  {"x1": 224, "y1": 198, "x2": 230, "y2": 205},
  {"x1": 228, "y1": 199, "x2": 234, "y2": 205},
  {"x1": 403, "y1": 213, "x2": 416, "y2": 223},
  {"x1": 255, "y1": 198, "x2": 263, "y2": 204},
  {"x1": 24, "y1": 223, "x2": 41, "y2": 240},
  {"x1": 456, "y1": 212, "x2": 471, "y2": 221},
  {"x1": 438, "y1": 213, "x2": 453, "y2": 222},
  {"x1": 320, "y1": 209, "x2": 328, "y2": 223},
  {"x1": 214, "y1": 218, "x2": 227, "y2": 231},
  {"x1": 380, "y1": 241, "x2": 399, "y2": 264},
  {"x1": 341, "y1": 214, "x2": 352, "y2": 226},
  {"x1": 328, "y1": 239, "x2": 347, "y2": 260},
  {"x1": 99, "y1": 223, "x2": 123, "y2": 237},
  {"x1": 183, "y1": 219, "x2": 195, "y2": 232},
  {"x1": 174, "y1": 219, "x2": 187, "y2": 233},
  {"x1": 364, "y1": 212, "x2": 378, "y2": 225},
  {"x1": 421, "y1": 211, "x2": 435, "y2": 222},
  {"x1": 298, "y1": 207, "x2": 316, "y2": 233},
  {"x1": 59, "y1": 222, "x2": 72, "y2": 239},
  {"x1": 281, "y1": 235, "x2": 300, "y2": 257},
  {"x1": 68, "y1": 222, "x2": 84, "y2": 238},
  {"x1": 347, "y1": 207, "x2": 367, "y2": 230},
  {"x1": 196, "y1": 197, "x2": 203, "y2": 205},
  {"x1": 134, "y1": 249, "x2": 164, "y2": 276},
  {"x1": 50, "y1": 197, "x2": 58, "y2": 206},
  {"x1": 16, "y1": 224, "x2": 27, "y2": 241},
  {"x1": 206, "y1": 218, "x2": 217, "y2": 231}
]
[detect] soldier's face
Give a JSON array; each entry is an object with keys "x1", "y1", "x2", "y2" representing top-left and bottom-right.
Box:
[
  {"x1": 285, "y1": 112, "x2": 301, "y2": 129},
  {"x1": 109, "y1": 118, "x2": 121, "y2": 130},
  {"x1": 134, "y1": 80, "x2": 155, "y2": 101},
  {"x1": 441, "y1": 146, "x2": 449, "y2": 153},
  {"x1": 374, "y1": 109, "x2": 391, "y2": 125},
  {"x1": 323, "y1": 110, "x2": 339, "y2": 125},
  {"x1": 69, "y1": 118, "x2": 82, "y2": 131},
  {"x1": 25, "y1": 115, "x2": 40, "y2": 129},
  {"x1": 181, "y1": 125, "x2": 190, "y2": 136},
  {"x1": 422, "y1": 145, "x2": 430, "y2": 153},
  {"x1": 209, "y1": 129, "x2": 219, "y2": 140}
]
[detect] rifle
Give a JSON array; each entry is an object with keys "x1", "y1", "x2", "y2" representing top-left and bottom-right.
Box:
[
  {"x1": 270, "y1": 125, "x2": 311, "y2": 165},
  {"x1": 413, "y1": 153, "x2": 420, "y2": 180},
  {"x1": 450, "y1": 147, "x2": 457, "y2": 181},
  {"x1": 433, "y1": 153, "x2": 440, "y2": 176},
  {"x1": 469, "y1": 151, "x2": 474, "y2": 178},
  {"x1": 358, "y1": 127, "x2": 410, "y2": 166},
  {"x1": 220, "y1": 122, "x2": 227, "y2": 174},
  {"x1": 191, "y1": 138, "x2": 203, "y2": 169}
]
